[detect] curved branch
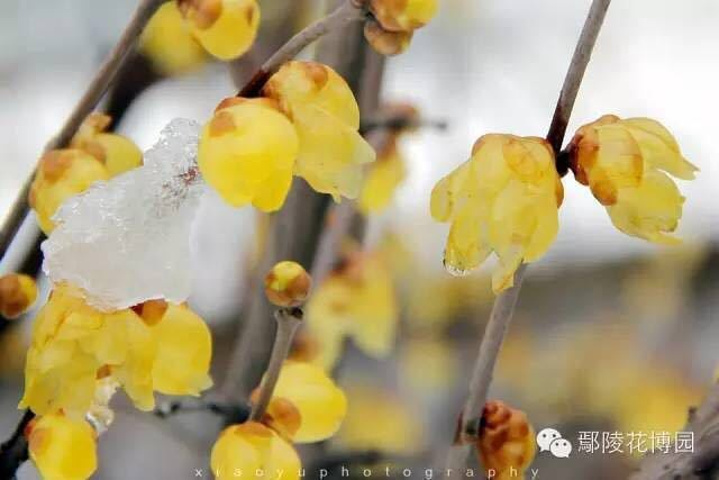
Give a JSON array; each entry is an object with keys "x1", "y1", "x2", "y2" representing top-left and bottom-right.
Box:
[{"x1": 445, "y1": 0, "x2": 612, "y2": 473}]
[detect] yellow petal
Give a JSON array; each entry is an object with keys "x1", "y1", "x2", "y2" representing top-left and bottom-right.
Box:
[
  {"x1": 369, "y1": 0, "x2": 438, "y2": 32},
  {"x1": 29, "y1": 414, "x2": 97, "y2": 480},
  {"x1": 608, "y1": 170, "x2": 685, "y2": 245},
  {"x1": 622, "y1": 117, "x2": 698, "y2": 180},
  {"x1": 211, "y1": 422, "x2": 300, "y2": 480},
  {"x1": 358, "y1": 143, "x2": 407, "y2": 214},
  {"x1": 94, "y1": 133, "x2": 143, "y2": 177},
  {"x1": 264, "y1": 61, "x2": 359, "y2": 128},
  {"x1": 30, "y1": 150, "x2": 109, "y2": 234},
  {"x1": 151, "y1": 304, "x2": 213, "y2": 395},
  {"x1": 140, "y1": 1, "x2": 207, "y2": 75},
  {"x1": 182, "y1": 0, "x2": 260, "y2": 61},
  {"x1": 269, "y1": 361, "x2": 347, "y2": 443},
  {"x1": 198, "y1": 99, "x2": 299, "y2": 211},
  {"x1": 292, "y1": 105, "x2": 375, "y2": 201}
]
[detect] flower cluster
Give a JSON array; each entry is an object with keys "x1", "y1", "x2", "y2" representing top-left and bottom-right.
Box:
[
  {"x1": 0, "y1": 273, "x2": 38, "y2": 319},
  {"x1": 30, "y1": 113, "x2": 142, "y2": 234},
  {"x1": 305, "y1": 250, "x2": 398, "y2": 369},
  {"x1": 199, "y1": 61, "x2": 375, "y2": 211},
  {"x1": 20, "y1": 285, "x2": 212, "y2": 418},
  {"x1": 365, "y1": 0, "x2": 439, "y2": 55},
  {"x1": 567, "y1": 115, "x2": 698, "y2": 244},
  {"x1": 431, "y1": 134, "x2": 563, "y2": 293},
  {"x1": 475, "y1": 400, "x2": 536, "y2": 480},
  {"x1": 211, "y1": 361, "x2": 347, "y2": 479}
]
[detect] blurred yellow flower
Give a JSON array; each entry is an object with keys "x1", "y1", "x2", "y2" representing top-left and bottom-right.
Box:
[
  {"x1": 211, "y1": 421, "x2": 300, "y2": 480},
  {"x1": 30, "y1": 150, "x2": 109, "y2": 234},
  {"x1": 366, "y1": 0, "x2": 438, "y2": 55},
  {"x1": 568, "y1": 115, "x2": 698, "y2": 244},
  {"x1": 257, "y1": 361, "x2": 347, "y2": 443},
  {"x1": 198, "y1": 98, "x2": 299, "y2": 211},
  {"x1": 399, "y1": 336, "x2": 457, "y2": 390},
  {"x1": 305, "y1": 251, "x2": 398, "y2": 369},
  {"x1": 476, "y1": 400, "x2": 536, "y2": 480},
  {"x1": 140, "y1": 1, "x2": 207, "y2": 75},
  {"x1": 28, "y1": 413, "x2": 97, "y2": 480},
  {"x1": 71, "y1": 113, "x2": 143, "y2": 178},
  {"x1": 336, "y1": 385, "x2": 424, "y2": 454},
  {"x1": 264, "y1": 61, "x2": 376, "y2": 201},
  {"x1": 20, "y1": 285, "x2": 212, "y2": 417},
  {"x1": 0, "y1": 273, "x2": 38, "y2": 319},
  {"x1": 358, "y1": 138, "x2": 406, "y2": 215},
  {"x1": 178, "y1": 0, "x2": 260, "y2": 61},
  {"x1": 431, "y1": 134, "x2": 563, "y2": 293}
]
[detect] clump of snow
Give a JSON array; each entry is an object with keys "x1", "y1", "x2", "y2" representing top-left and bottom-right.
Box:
[{"x1": 42, "y1": 118, "x2": 206, "y2": 311}]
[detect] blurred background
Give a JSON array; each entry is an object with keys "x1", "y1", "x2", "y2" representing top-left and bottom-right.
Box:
[{"x1": 1, "y1": 0, "x2": 718, "y2": 478}]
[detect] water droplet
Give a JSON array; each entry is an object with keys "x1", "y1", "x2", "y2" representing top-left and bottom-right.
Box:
[{"x1": 443, "y1": 259, "x2": 470, "y2": 277}]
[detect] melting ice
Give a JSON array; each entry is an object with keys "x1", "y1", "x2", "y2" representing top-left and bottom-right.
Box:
[{"x1": 42, "y1": 118, "x2": 206, "y2": 311}]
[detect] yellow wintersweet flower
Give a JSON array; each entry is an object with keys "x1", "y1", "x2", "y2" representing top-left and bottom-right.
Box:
[
  {"x1": 211, "y1": 421, "x2": 300, "y2": 480},
  {"x1": 366, "y1": 0, "x2": 438, "y2": 55},
  {"x1": 568, "y1": 115, "x2": 698, "y2": 244},
  {"x1": 264, "y1": 61, "x2": 376, "y2": 201},
  {"x1": 431, "y1": 134, "x2": 563, "y2": 293},
  {"x1": 0, "y1": 273, "x2": 38, "y2": 319},
  {"x1": 140, "y1": 1, "x2": 207, "y2": 75},
  {"x1": 29, "y1": 149, "x2": 109, "y2": 234},
  {"x1": 476, "y1": 400, "x2": 536, "y2": 480},
  {"x1": 257, "y1": 361, "x2": 347, "y2": 443},
  {"x1": 71, "y1": 113, "x2": 143, "y2": 177},
  {"x1": 305, "y1": 251, "x2": 398, "y2": 369},
  {"x1": 336, "y1": 385, "x2": 424, "y2": 454},
  {"x1": 20, "y1": 285, "x2": 213, "y2": 417},
  {"x1": 198, "y1": 98, "x2": 299, "y2": 211},
  {"x1": 28, "y1": 413, "x2": 97, "y2": 480},
  {"x1": 178, "y1": 0, "x2": 260, "y2": 61},
  {"x1": 143, "y1": 302, "x2": 214, "y2": 396},
  {"x1": 358, "y1": 137, "x2": 407, "y2": 214}
]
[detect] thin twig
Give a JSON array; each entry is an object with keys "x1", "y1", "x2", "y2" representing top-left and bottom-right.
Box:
[
  {"x1": 154, "y1": 398, "x2": 250, "y2": 424},
  {"x1": 249, "y1": 308, "x2": 303, "y2": 421},
  {"x1": 0, "y1": 0, "x2": 164, "y2": 263},
  {"x1": 238, "y1": 1, "x2": 366, "y2": 97},
  {"x1": 445, "y1": 0, "x2": 612, "y2": 473},
  {"x1": 0, "y1": 409, "x2": 34, "y2": 478}
]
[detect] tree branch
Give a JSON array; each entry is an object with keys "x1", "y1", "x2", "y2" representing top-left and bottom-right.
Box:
[
  {"x1": 238, "y1": 1, "x2": 366, "y2": 97},
  {"x1": 0, "y1": 0, "x2": 164, "y2": 263},
  {"x1": 632, "y1": 381, "x2": 719, "y2": 479},
  {"x1": 445, "y1": 0, "x2": 612, "y2": 472}
]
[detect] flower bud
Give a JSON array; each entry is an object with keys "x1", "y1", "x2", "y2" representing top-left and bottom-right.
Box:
[
  {"x1": 198, "y1": 98, "x2": 299, "y2": 211},
  {"x1": 140, "y1": 1, "x2": 207, "y2": 75},
  {"x1": 71, "y1": 113, "x2": 143, "y2": 177},
  {"x1": 568, "y1": 115, "x2": 697, "y2": 244},
  {"x1": 364, "y1": 20, "x2": 413, "y2": 56},
  {"x1": 211, "y1": 421, "x2": 300, "y2": 480},
  {"x1": 177, "y1": 0, "x2": 260, "y2": 60},
  {"x1": 264, "y1": 261, "x2": 312, "y2": 307},
  {"x1": 369, "y1": 0, "x2": 438, "y2": 33},
  {"x1": 476, "y1": 400, "x2": 536, "y2": 480},
  {"x1": 0, "y1": 273, "x2": 38, "y2": 319},
  {"x1": 431, "y1": 134, "x2": 563, "y2": 292},
  {"x1": 30, "y1": 149, "x2": 109, "y2": 233},
  {"x1": 28, "y1": 414, "x2": 97, "y2": 480}
]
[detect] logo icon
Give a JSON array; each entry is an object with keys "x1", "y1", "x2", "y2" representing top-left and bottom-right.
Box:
[{"x1": 537, "y1": 427, "x2": 573, "y2": 458}]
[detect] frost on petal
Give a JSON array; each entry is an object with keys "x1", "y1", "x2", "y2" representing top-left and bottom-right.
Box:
[{"x1": 42, "y1": 119, "x2": 206, "y2": 311}]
